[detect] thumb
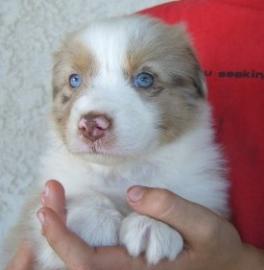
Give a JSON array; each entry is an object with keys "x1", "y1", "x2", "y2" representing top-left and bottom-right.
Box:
[
  {"x1": 37, "y1": 207, "x2": 94, "y2": 270},
  {"x1": 127, "y1": 186, "x2": 222, "y2": 248},
  {"x1": 41, "y1": 180, "x2": 66, "y2": 223}
]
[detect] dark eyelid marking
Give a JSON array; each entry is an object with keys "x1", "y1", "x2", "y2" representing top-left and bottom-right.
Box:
[{"x1": 62, "y1": 94, "x2": 70, "y2": 104}]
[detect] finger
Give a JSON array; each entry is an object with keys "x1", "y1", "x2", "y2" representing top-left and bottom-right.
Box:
[
  {"x1": 92, "y1": 246, "x2": 146, "y2": 270},
  {"x1": 5, "y1": 241, "x2": 34, "y2": 270},
  {"x1": 37, "y1": 207, "x2": 93, "y2": 270},
  {"x1": 92, "y1": 246, "x2": 190, "y2": 270},
  {"x1": 41, "y1": 180, "x2": 66, "y2": 222},
  {"x1": 127, "y1": 186, "x2": 222, "y2": 247}
]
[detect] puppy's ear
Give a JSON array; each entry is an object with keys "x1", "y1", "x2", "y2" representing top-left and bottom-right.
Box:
[
  {"x1": 51, "y1": 47, "x2": 71, "y2": 100},
  {"x1": 190, "y1": 61, "x2": 207, "y2": 99},
  {"x1": 51, "y1": 32, "x2": 74, "y2": 100},
  {"x1": 168, "y1": 23, "x2": 207, "y2": 99},
  {"x1": 52, "y1": 51, "x2": 62, "y2": 99},
  {"x1": 185, "y1": 45, "x2": 207, "y2": 99}
]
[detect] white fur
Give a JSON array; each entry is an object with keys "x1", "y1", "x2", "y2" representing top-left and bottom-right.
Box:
[
  {"x1": 3, "y1": 16, "x2": 228, "y2": 269},
  {"x1": 34, "y1": 102, "x2": 228, "y2": 267},
  {"x1": 120, "y1": 213, "x2": 184, "y2": 264}
]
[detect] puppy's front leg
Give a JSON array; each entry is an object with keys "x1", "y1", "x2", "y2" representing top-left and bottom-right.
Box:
[
  {"x1": 67, "y1": 192, "x2": 123, "y2": 246},
  {"x1": 120, "y1": 212, "x2": 183, "y2": 265}
]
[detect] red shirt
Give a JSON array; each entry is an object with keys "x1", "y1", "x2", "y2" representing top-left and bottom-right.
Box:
[{"x1": 142, "y1": 0, "x2": 264, "y2": 248}]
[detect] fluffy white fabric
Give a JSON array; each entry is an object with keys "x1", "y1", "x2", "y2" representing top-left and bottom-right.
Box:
[{"x1": 0, "y1": 0, "x2": 169, "y2": 247}]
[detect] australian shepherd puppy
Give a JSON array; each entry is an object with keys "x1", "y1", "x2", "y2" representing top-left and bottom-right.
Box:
[{"x1": 2, "y1": 15, "x2": 228, "y2": 269}]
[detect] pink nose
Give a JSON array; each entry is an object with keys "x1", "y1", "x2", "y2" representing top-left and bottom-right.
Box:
[{"x1": 78, "y1": 113, "x2": 112, "y2": 142}]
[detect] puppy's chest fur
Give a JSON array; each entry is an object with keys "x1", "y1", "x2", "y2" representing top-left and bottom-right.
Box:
[
  {"x1": 40, "y1": 145, "x2": 166, "y2": 214},
  {"x1": 40, "y1": 129, "x2": 227, "y2": 217}
]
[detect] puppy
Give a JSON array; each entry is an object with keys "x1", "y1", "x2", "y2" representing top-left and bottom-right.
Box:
[{"x1": 2, "y1": 15, "x2": 229, "y2": 269}]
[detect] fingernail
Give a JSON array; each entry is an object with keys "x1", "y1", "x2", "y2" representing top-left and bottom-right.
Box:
[
  {"x1": 127, "y1": 186, "x2": 144, "y2": 203},
  {"x1": 37, "y1": 210, "x2": 46, "y2": 226}
]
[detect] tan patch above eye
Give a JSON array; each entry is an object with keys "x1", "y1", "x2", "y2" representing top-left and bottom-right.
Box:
[
  {"x1": 52, "y1": 38, "x2": 98, "y2": 99},
  {"x1": 70, "y1": 42, "x2": 97, "y2": 76},
  {"x1": 124, "y1": 49, "x2": 150, "y2": 78},
  {"x1": 54, "y1": 39, "x2": 97, "y2": 78}
]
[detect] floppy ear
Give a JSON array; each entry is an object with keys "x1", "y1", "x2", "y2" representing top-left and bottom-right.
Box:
[
  {"x1": 52, "y1": 51, "x2": 63, "y2": 99},
  {"x1": 51, "y1": 31, "x2": 76, "y2": 100},
  {"x1": 191, "y1": 66, "x2": 208, "y2": 99},
  {"x1": 168, "y1": 23, "x2": 207, "y2": 99},
  {"x1": 186, "y1": 44, "x2": 207, "y2": 99}
]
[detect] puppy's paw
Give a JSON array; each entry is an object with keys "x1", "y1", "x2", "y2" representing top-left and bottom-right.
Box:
[
  {"x1": 120, "y1": 213, "x2": 183, "y2": 265},
  {"x1": 68, "y1": 193, "x2": 123, "y2": 246}
]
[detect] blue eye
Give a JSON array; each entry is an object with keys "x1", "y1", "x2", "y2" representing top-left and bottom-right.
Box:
[
  {"x1": 133, "y1": 72, "x2": 154, "y2": 89},
  {"x1": 69, "y1": 74, "x2": 82, "y2": 89}
]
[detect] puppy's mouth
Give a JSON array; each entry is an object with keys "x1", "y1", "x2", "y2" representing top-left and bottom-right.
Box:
[{"x1": 78, "y1": 133, "x2": 108, "y2": 154}]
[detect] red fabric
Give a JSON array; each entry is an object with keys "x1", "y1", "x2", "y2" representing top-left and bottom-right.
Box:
[{"x1": 141, "y1": 0, "x2": 264, "y2": 249}]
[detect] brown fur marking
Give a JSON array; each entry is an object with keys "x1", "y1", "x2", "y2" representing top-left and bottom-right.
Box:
[
  {"x1": 124, "y1": 21, "x2": 206, "y2": 143},
  {"x1": 52, "y1": 37, "x2": 98, "y2": 143}
]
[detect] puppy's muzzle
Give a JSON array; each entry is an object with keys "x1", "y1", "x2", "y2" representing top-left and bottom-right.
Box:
[{"x1": 78, "y1": 113, "x2": 112, "y2": 142}]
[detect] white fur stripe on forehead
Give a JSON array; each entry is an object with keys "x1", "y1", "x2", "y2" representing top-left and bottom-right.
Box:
[
  {"x1": 77, "y1": 16, "x2": 161, "y2": 74},
  {"x1": 78, "y1": 17, "x2": 135, "y2": 74}
]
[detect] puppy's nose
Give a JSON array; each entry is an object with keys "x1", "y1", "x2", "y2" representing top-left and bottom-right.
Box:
[{"x1": 78, "y1": 113, "x2": 112, "y2": 142}]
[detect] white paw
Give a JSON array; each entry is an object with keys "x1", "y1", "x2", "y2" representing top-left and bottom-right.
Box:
[
  {"x1": 67, "y1": 193, "x2": 123, "y2": 246},
  {"x1": 120, "y1": 213, "x2": 183, "y2": 265}
]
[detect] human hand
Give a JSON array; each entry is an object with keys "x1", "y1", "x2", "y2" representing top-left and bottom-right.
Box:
[
  {"x1": 36, "y1": 181, "x2": 264, "y2": 270},
  {"x1": 5, "y1": 180, "x2": 66, "y2": 270}
]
